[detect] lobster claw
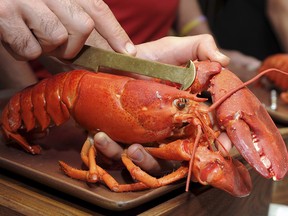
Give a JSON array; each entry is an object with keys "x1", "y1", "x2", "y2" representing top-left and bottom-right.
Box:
[
  {"x1": 224, "y1": 106, "x2": 288, "y2": 180},
  {"x1": 210, "y1": 69, "x2": 288, "y2": 180},
  {"x1": 194, "y1": 146, "x2": 252, "y2": 197}
]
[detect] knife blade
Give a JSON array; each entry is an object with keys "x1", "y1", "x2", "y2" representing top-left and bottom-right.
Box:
[{"x1": 68, "y1": 45, "x2": 196, "y2": 90}]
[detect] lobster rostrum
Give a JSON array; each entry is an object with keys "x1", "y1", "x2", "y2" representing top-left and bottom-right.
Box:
[{"x1": 1, "y1": 60, "x2": 287, "y2": 197}]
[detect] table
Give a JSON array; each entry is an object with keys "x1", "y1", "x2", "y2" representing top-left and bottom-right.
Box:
[{"x1": 0, "y1": 167, "x2": 273, "y2": 216}]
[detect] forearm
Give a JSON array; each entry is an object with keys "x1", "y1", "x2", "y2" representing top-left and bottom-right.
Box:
[
  {"x1": 267, "y1": 0, "x2": 288, "y2": 52},
  {"x1": 177, "y1": 0, "x2": 212, "y2": 36}
]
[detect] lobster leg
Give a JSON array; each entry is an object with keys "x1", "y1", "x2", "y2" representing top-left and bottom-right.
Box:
[
  {"x1": 1, "y1": 127, "x2": 41, "y2": 154},
  {"x1": 121, "y1": 151, "x2": 189, "y2": 188},
  {"x1": 59, "y1": 136, "x2": 151, "y2": 192},
  {"x1": 60, "y1": 158, "x2": 151, "y2": 192},
  {"x1": 60, "y1": 138, "x2": 188, "y2": 192},
  {"x1": 59, "y1": 136, "x2": 98, "y2": 183},
  {"x1": 59, "y1": 161, "x2": 97, "y2": 182},
  {"x1": 95, "y1": 164, "x2": 149, "y2": 192},
  {"x1": 145, "y1": 139, "x2": 252, "y2": 197},
  {"x1": 60, "y1": 136, "x2": 189, "y2": 192},
  {"x1": 80, "y1": 136, "x2": 98, "y2": 181}
]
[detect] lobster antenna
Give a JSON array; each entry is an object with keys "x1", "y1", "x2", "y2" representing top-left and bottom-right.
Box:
[
  {"x1": 186, "y1": 125, "x2": 202, "y2": 192},
  {"x1": 208, "y1": 68, "x2": 288, "y2": 112}
]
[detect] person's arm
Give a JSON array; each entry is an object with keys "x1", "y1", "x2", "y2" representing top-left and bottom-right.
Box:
[
  {"x1": 0, "y1": 0, "x2": 136, "y2": 60},
  {"x1": 176, "y1": 0, "x2": 212, "y2": 36},
  {"x1": 175, "y1": 0, "x2": 260, "y2": 75},
  {"x1": 267, "y1": 0, "x2": 288, "y2": 52}
]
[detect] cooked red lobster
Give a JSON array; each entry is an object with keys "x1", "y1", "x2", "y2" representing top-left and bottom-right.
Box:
[
  {"x1": 259, "y1": 53, "x2": 288, "y2": 103},
  {"x1": 1, "y1": 60, "x2": 287, "y2": 197}
]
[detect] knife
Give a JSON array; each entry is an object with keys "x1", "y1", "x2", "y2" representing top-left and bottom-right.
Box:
[{"x1": 68, "y1": 45, "x2": 196, "y2": 90}]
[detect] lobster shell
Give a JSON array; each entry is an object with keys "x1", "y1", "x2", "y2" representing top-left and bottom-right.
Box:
[{"x1": 258, "y1": 54, "x2": 288, "y2": 90}]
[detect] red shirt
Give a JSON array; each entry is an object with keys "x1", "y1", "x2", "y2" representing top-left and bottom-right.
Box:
[{"x1": 105, "y1": 0, "x2": 179, "y2": 44}]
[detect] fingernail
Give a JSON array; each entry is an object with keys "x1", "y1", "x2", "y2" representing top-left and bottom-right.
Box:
[
  {"x1": 216, "y1": 50, "x2": 228, "y2": 59},
  {"x1": 215, "y1": 50, "x2": 230, "y2": 66},
  {"x1": 129, "y1": 148, "x2": 144, "y2": 163},
  {"x1": 125, "y1": 42, "x2": 137, "y2": 56},
  {"x1": 94, "y1": 133, "x2": 107, "y2": 148}
]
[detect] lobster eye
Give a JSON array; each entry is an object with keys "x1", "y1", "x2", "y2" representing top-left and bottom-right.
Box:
[{"x1": 174, "y1": 98, "x2": 188, "y2": 110}]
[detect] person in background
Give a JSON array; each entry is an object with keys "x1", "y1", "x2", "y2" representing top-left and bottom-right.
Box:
[
  {"x1": 105, "y1": 0, "x2": 261, "y2": 78},
  {"x1": 198, "y1": 0, "x2": 288, "y2": 78},
  {"x1": 267, "y1": 0, "x2": 288, "y2": 53}
]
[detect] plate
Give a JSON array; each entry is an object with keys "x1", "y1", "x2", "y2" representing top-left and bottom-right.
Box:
[
  {"x1": 0, "y1": 122, "x2": 185, "y2": 211},
  {"x1": 248, "y1": 84, "x2": 288, "y2": 124}
]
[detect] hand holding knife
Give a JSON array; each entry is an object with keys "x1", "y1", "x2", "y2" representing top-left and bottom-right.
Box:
[{"x1": 67, "y1": 45, "x2": 196, "y2": 90}]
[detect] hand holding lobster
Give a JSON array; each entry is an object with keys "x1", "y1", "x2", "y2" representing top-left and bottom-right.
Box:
[
  {"x1": 93, "y1": 115, "x2": 233, "y2": 177},
  {"x1": 93, "y1": 35, "x2": 232, "y2": 175}
]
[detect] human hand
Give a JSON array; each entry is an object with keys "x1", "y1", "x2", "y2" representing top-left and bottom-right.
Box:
[
  {"x1": 0, "y1": 0, "x2": 136, "y2": 60},
  {"x1": 94, "y1": 132, "x2": 178, "y2": 176},
  {"x1": 135, "y1": 34, "x2": 230, "y2": 67}
]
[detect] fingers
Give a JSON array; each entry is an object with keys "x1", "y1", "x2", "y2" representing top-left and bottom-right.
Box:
[
  {"x1": 94, "y1": 132, "x2": 123, "y2": 161},
  {"x1": 127, "y1": 144, "x2": 178, "y2": 175},
  {"x1": 77, "y1": 0, "x2": 136, "y2": 55},
  {"x1": 0, "y1": 0, "x2": 136, "y2": 60},
  {"x1": 23, "y1": 0, "x2": 70, "y2": 56},
  {"x1": 94, "y1": 133, "x2": 176, "y2": 175},
  {"x1": 0, "y1": 1, "x2": 42, "y2": 60},
  {"x1": 44, "y1": 0, "x2": 95, "y2": 59},
  {"x1": 94, "y1": 132, "x2": 162, "y2": 173},
  {"x1": 127, "y1": 144, "x2": 162, "y2": 175},
  {"x1": 194, "y1": 34, "x2": 230, "y2": 66},
  {"x1": 136, "y1": 34, "x2": 230, "y2": 67}
]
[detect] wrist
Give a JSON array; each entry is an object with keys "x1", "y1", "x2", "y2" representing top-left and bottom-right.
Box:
[{"x1": 180, "y1": 15, "x2": 207, "y2": 36}]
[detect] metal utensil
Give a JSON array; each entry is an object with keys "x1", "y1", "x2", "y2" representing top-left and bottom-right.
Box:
[
  {"x1": 270, "y1": 89, "x2": 278, "y2": 111},
  {"x1": 68, "y1": 45, "x2": 196, "y2": 90}
]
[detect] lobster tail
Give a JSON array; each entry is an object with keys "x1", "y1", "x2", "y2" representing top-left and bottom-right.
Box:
[
  {"x1": 34, "y1": 70, "x2": 89, "y2": 128},
  {"x1": 1, "y1": 70, "x2": 90, "y2": 133},
  {"x1": 0, "y1": 70, "x2": 91, "y2": 154}
]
